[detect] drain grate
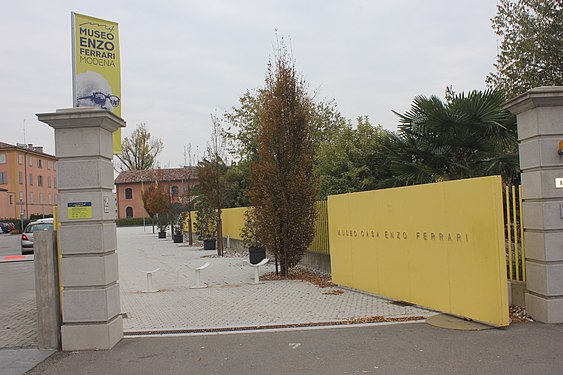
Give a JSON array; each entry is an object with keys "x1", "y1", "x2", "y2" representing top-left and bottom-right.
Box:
[{"x1": 390, "y1": 300, "x2": 415, "y2": 307}]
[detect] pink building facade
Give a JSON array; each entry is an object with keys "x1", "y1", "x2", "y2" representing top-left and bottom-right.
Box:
[
  {"x1": 115, "y1": 167, "x2": 197, "y2": 219},
  {"x1": 0, "y1": 142, "x2": 58, "y2": 219}
]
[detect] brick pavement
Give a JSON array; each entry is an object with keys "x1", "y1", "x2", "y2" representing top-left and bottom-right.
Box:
[
  {"x1": 117, "y1": 226, "x2": 435, "y2": 333},
  {"x1": 0, "y1": 292, "x2": 37, "y2": 348},
  {"x1": 0, "y1": 226, "x2": 436, "y2": 351}
]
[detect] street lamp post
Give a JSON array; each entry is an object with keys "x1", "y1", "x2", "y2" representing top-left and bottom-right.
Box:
[{"x1": 19, "y1": 198, "x2": 24, "y2": 232}]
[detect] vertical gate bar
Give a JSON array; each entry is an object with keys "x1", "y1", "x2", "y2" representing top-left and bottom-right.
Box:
[
  {"x1": 323, "y1": 200, "x2": 329, "y2": 254},
  {"x1": 505, "y1": 186, "x2": 514, "y2": 280},
  {"x1": 512, "y1": 185, "x2": 520, "y2": 281},
  {"x1": 518, "y1": 185, "x2": 526, "y2": 282}
]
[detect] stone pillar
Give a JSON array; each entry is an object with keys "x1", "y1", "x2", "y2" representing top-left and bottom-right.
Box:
[
  {"x1": 504, "y1": 86, "x2": 563, "y2": 323},
  {"x1": 37, "y1": 108, "x2": 125, "y2": 350},
  {"x1": 34, "y1": 231, "x2": 61, "y2": 349}
]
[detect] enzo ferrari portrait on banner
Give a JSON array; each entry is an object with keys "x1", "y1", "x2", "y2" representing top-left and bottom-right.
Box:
[{"x1": 71, "y1": 12, "x2": 122, "y2": 153}]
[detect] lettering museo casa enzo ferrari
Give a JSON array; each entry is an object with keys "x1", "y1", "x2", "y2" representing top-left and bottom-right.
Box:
[
  {"x1": 328, "y1": 176, "x2": 509, "y2": 327},
  {"x1": 72, "y1": 12, "x2": 122, "y2": 153}
]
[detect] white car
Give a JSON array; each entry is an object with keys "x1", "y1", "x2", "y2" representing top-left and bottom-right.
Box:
[{"x1": 20, "y1": 218, "x2": 54, "y2": 255}]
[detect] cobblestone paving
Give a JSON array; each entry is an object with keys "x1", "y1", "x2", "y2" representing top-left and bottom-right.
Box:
[
  {"x1": 0, "y1": 293, "x2": 37, "y2": 348},
  {"x1": 0, "y1": 226, "x2": 436, "y2": 349},
  {"x1": 118, "y1": 227, "x2": 435, "y2": 332}
]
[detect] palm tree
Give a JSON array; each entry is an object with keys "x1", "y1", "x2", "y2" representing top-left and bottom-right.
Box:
[{"x1": 382, "y1": 89, "x2": 519, "y2": 187}]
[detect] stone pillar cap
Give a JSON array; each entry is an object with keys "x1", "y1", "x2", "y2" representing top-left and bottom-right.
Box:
[
  {"x1": 504, "y1": 86, "x2": 563, "y2": 115},
  {"x1": 37, "y1": 107, "x2": 126, "y2": 133}
]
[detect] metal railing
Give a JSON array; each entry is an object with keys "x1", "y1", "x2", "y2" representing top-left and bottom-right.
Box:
[
  {"x1": 504, "y1": 185, "x2": 525, "y2": 282},
  {"x1": 307, "y1": 200, "x2": 330, "y2": 254}
]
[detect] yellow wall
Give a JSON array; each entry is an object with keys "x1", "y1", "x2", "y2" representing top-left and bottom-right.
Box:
[
  {"x1": 185, "y1": 207, "x2": 248, "y2": 240},
  {"x1": 328, "y1": 176, "x2": 509, "y2": 326},
  {"x1": 220, "y1": 207, "x2": 248, "y2": 240}
]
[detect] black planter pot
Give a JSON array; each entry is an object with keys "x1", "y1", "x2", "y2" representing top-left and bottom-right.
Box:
[
  {"x1": 203, "y1": 238, "x2": 216, "y2": 250},
  {"x1": 158, "y1": 231, "x2": 166, "y2": 239},
  {"x1": 249, "y1": 246, "x2": 266, "y2": 265},
  {"x1": 173, "y1": 233, "x2": 183, "y2": 243}
]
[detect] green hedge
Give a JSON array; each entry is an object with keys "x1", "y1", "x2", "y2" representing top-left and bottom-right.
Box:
[{"x1": 116, "y1": 217, "x2": 155, "y2": 227}]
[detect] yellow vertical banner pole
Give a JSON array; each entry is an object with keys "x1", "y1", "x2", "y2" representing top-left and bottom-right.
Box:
[
  {"x1": 505, "y1": 186, "x2": 513, "y2": 280},
  {"x1": 518, "y1": 185, "x2": 526, "y2": 282},
  {"x1": 512, "y1": 185, "x2": 520, "y2": 281},
  {"x1": 53, "y1": 206, "x2": 64, "y2": 316}
]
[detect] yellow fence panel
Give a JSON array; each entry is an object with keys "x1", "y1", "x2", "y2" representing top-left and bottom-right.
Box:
[
  {"x1": 328, "y1": 176, "x2": 509, "y2": 327},
  {"x1": 220, "y1": 207, "x2": 248, "y2": 240},
  {"x1": 216, "y1": 203, "x2": 330, "y2": 254}
]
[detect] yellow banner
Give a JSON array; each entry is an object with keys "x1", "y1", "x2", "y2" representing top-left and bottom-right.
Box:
[
  {"x1": 72, "y1": 12, "x2": 122, "y2": 153},
  {"x1": 328, "y1": 176, "x2": 509, "y2": 326}
]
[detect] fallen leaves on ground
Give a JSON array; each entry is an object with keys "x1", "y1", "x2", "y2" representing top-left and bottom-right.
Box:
[
  {"x1": 345, "y1": 316, "x2": 426, "y2": 324},
  {"x1": 261, "y1": 266, "x2": 336, "y2": 288},
  {"x1": 322, "y1": 290, "x2": 345, "y2": 295},
  {"x1": 509, "y1": 305, "x2": 533, "y2": 322}
]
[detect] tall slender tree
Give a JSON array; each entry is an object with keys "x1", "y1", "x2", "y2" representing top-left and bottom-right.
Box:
[
  {"x1": 117, "y1": 123, "x2": 163, "y2": 171},
  {"x1": 197, "y1": 114, "x2": 228, "y2": 256},
  {"x1": 487, "y1": 0, "x2": 563, "y2": 97},
  {"x1": 250, "y1": 44, "x2": 317, "y2": 277}
]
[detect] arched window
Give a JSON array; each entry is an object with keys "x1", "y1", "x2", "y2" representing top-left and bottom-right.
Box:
[
  {"x1": 125, "y1": 188, "x2": 132, "y2": 199},
  {"x1": 171, "y1": 186, "x2": 179, "y2": 197},
  {"x1": 126, "y1": 207, "x2": 133, "y2": 218}
]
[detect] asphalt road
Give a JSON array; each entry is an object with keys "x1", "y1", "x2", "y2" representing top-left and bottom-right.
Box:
[
  {"x1": 0, "y1": 234, "x2": 21, "y2": 258},
  {"x1": 27, "y1": 321, "x2": 563, "y2": 375},
  {"x1": 0, "y1": 234, "x2": 35, "y2": 313}
]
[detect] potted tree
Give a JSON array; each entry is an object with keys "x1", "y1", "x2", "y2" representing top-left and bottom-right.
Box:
[
  {"x1": 172, "y1": 223, "x2": 183, "y2": 243},
  {"x1": 195, "y1": 201, "x2": 217, "y2": 250},
  {"x1": 240, "y1": 208, "x2": 266, "y2": 264},
  {"x1": 157, "y1": 214, "x2": 168, "y2": 239},
  {"x1": 170, "y1": 202, "x2": 186, "y2": 244},
  {"x1": 173, "y1": 212, "x2": 189, "y2": 244}
]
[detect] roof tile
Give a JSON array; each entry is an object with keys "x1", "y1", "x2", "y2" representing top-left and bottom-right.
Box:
[{"x1": 115, "y1": 167, "x2": 197, "y2": 184}]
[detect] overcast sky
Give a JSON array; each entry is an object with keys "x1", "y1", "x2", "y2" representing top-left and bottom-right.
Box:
[{"x1": 1, "y1": 0, "x2": 500, "y2": 168}]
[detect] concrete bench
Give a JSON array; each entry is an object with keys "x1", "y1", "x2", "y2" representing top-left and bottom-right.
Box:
[
  {"x1": 186, "y1": 262, "x2": 211, "y2": 289},
  {"x1": 249, "y1": 258, "x2": 269, "y2": 284},
  {"x1": 141, "y1": 268, "x2": 160, "y2": 293}
]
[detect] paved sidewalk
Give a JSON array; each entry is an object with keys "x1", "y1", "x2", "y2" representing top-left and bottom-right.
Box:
[
  {"x1": 118, "y1": 226, "x2": 435, "y2": 333},
  {"x1": 0, "y1": 261, "x2": 37, "y2": 349},
  {"x1": 0, "y1": 295, "x2": 38, "y2": 348}
]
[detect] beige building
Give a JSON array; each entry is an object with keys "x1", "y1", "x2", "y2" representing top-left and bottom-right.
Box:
[{"x1": 0, "y1": 142, "x2": 58, "y2": 219}]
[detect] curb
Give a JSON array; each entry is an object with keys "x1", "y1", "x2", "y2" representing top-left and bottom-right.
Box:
[{"x1": 0, "y1": 255, "x2": 34, "y2": 263}]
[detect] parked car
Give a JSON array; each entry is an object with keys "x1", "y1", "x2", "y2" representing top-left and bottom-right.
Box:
[
  {"x1": 0, "y1": 222, "x2": 11, "y2": 233},
  {"x1": 21, "y1": 218, "x2": 54, "y2": 254}
]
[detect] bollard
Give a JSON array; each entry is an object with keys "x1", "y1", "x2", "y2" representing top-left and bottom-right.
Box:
[
  {"x1": 141, "y1": 268, "x2": 160, "y2": 293},
  {"x1": 186, "y1": 262, "x2": 210, "y2": 289},
  {"x1": 249, "y1": 258, "x2": 269, "y2": 285}
]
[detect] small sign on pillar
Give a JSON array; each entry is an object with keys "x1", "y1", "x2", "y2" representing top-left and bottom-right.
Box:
[
  {"x1": 104, "y1": 196, "x2": 110, "y2": 214},
  {"x1": 67, "y1": 202, "x2": 93, "y2": 220}
]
